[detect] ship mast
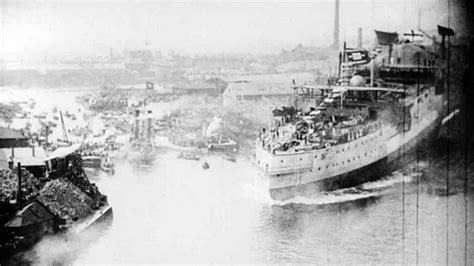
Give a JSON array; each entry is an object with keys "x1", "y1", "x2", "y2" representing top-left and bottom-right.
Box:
[{"x1": 60, "y1": 111, "x2": 69, "y2": 143}]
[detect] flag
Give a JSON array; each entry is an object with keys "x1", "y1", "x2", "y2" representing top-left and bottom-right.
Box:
[
  {"x1": 374, "y1": 30, "x2": 399, "y2": 45},
  {"x1": 437, "y1": 25, "x2": 454, "y2": 36},
  {"x1": 345, "y1": 48, "x2": 370, "y2": 65}
]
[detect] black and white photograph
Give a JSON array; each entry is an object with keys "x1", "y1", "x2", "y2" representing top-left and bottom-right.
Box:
[{"x1": 1, "y1": 0, "x2": 473, "y2": 264}]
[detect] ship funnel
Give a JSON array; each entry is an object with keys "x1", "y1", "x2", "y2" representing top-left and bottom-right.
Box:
[
  {"x1": 134, "y1": 109, "x2": 140, "y2": 140},
  {"x1": 146, "y1": 110, "x2": 153, "y2": 141}
]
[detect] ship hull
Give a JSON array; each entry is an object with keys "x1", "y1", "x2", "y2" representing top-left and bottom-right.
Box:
[{"x1": 268, "y1": 115, "x2": 441, "y2": 201}]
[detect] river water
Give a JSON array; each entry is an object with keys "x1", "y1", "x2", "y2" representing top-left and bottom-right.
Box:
[
  {"x1": 25, "y1": 150, "x2": 472, "y2": 265},
  {"x1": 2, "y1": 87, "x2": 473, "y2": 264}
]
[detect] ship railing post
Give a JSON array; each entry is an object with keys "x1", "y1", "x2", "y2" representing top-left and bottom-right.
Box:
[
  {"x1": 17, "y1": 162, "x2": 22, "y2": 207},
  {"x1": 370, "y1": 59, "x2": 374, "y2": 87}
]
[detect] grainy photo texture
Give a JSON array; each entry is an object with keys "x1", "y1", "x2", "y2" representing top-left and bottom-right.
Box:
[{"x1": 1, "y1": 0, "x2": 473, "y2": 264}]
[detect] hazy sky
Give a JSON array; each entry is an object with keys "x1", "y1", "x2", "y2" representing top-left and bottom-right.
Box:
[{"x1": 1, "y1": 0, "x2": 459, "y2": 60}]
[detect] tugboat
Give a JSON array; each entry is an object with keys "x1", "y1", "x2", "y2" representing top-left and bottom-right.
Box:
[
  {"x1": 82, "y1": 155, "x2": 102, "y2": 169},
  {"x1": 129, "y1": 108, "x2": 157, "y2": 167},
  {"x1": 205, "y1": 117, "x2": 238, "y2": 152},
  {"x1": 207, "y1": 135, "x2": 237, "y2": 152},
  {"x1": 222, "y1": 153, "x2": 236, "y2": 163},
  {"x1": 101, "y1": 159, "x2": 115, "y2": 175},
  {"x1": 255, "y1": 27, "x2": 450, "y2": 201}
]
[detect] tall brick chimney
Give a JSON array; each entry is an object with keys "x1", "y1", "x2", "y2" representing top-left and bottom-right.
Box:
[
  {"x1": 357, "y1": 27, "x2": 363, "y2": 48},
  {"x1": 332, "y1": 0, "x2": 340, "y2": 49}
]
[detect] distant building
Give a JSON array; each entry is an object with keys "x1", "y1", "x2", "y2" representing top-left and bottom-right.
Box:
[
  {"x1": 128, "y1": 50, "x2": 154, "y2": 62},
  {"x1": 171, "y1": 78, "x2": 228, "y2": 95},
  {"x1": 223, "y1": 72, "x2": 315, "y2": 107},
  {"x1": 282, "y1": 44, "x2": 332, "y2": 61},
  {"x1": 223, "y1": 80, "x2": 294, "y2": 107},
  {"x1": 171, "y1": 83, "x2": 218, "y2": 95},
  {"x1": 2, "y1": 61, "x2": 133, "y2": 87},
  {"x1": 88, "y1": 96, "x2": 128, "y2": 111},
  {"x1": 228, "y1": 72, "x2": 315, "y2": 85},
  {"x1": 0, "y1": 127, "x2": 29, "y2": 148}
]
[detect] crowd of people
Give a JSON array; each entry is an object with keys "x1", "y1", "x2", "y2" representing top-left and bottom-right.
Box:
[{"x1": 259, "y1": 107, "x2": 379, "y2": 154}]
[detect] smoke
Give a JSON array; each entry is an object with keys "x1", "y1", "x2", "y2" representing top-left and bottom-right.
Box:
[{"x1": 23, "y1": 220, "x2": 113, "y2": 266}]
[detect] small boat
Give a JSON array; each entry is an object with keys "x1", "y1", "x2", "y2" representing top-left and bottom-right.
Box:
[
  {"x1": 207, "y1": 139, "x2": 237, "y2": 152},
  {"x1": 177, "y1": 152, "x2": 200, "y2": 161},
  {"x1": 34, "y1": 113, "x2": 47, "y2": 119},
  {"x1": 223, "y1": 153, "x2": 236, "y2": 163},
  {"x1": 82, "y1": 155, "x2": 102, "y2": 169},
  {"x1": 101, "y1": 161, "x2": 115, "y2": 175},
  {"x1": 202, "y1": 162, "x2": 209, "y2": 169}
]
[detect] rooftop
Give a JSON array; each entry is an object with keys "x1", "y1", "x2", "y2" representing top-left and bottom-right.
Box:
[
  {"x1": 4, "y1": 200, "x2": 55, "y2": 228},
  {"x1": 0, "y1": 127, "x2": 26, "y2": 140},
  {"x1": 224, "y1": 82, "x2": 293, "y2": 96},
  {"x1": 0, "y1": 146, "x2": 47, "y2": 167},
  {"x1": 228, "y1": 72, "x2": 315, "y2": 84}
]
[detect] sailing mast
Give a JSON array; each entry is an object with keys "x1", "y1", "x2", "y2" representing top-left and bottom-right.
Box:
[{"x1": 60, "y1": 111, "x2": 69, "y2": 143}]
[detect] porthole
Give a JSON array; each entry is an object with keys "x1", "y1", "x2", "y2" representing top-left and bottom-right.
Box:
[
  {"x1": 315, "y1": 155, "x2": 318, "y2": 159},
  {"x1": 300, "y1": 158, "x2": 302, "y2": 161},
  {"x1": 281, "y1": 160, "x2": 284, "y2": 163},
  {"x1": 258, "y1": 161, "x2": 260, "y2": 164},
  {"x1": 326, "y1": 165, "x2": 329, "y2": 169},
  {"x1": 318, "y1": 167, "x2": 321, "y2": 170},
  {"x1": 348, "y1": 159, "x2": 350, "y2": 163}
]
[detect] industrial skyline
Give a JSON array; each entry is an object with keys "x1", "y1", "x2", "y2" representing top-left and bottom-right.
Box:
[{"x1": 1, "y1": 0, "x2": 465, "y2": 60}]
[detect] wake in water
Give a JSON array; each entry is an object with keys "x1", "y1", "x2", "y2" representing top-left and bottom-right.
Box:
[{"x1": 271, "y1": 161, "x2": 427, "y2": 207}]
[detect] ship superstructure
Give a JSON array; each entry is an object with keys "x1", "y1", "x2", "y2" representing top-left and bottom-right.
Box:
[{"x1": 255, "y1": 30, "x2": 447, "y2": 201}]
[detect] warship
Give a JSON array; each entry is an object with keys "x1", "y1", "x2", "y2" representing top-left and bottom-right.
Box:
[{"x1": 255, "y1": 27, "x2": 452, "y2": 201}]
